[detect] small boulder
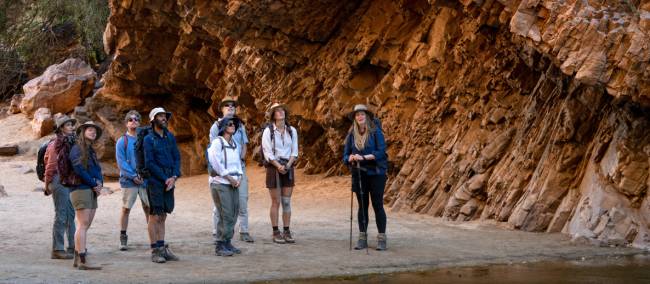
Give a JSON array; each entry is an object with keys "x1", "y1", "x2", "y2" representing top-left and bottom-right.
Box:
[
  {"x1": 8, "y1": 94, "x2": 23, "y2": 114},
  {"x1": 20, "y1": 58, "x2": 96, "y2": 116},
  {"x1": 31, "y1": 108, "x2": 54, "y2": 137}
]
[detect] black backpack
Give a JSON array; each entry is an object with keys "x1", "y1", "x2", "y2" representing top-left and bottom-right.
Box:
[
  {"x1": 256, "y1": 123, "x2": 293, "y2": 167},
  {"x1": 36, "y1": 139, "x2": 54, "y2": 182},
  {"x1": 134, "y1": 126, "x2": 153, "y2": 178}
]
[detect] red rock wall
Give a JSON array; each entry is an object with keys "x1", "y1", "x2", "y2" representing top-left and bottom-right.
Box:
[{"x1": 96, "y1": 0, "x2": 650, "y2": 248}]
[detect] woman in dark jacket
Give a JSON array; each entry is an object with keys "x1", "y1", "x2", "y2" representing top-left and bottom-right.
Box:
[
  {"x1": 343, "y1": 104, "x2": 388, "y2": 251},
  {"x1": 68, "y1": 121, "x2": 104, "y2": 270}
]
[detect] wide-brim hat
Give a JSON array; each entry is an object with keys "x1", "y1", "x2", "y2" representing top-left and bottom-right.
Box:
[
  {"x1": 76, "y1": 121, "x2": 103, "y2": 139},
  {"x1": 346, "y1": 104, "x2": 375, "y2": 121},
  {"x1": 218, "y1": 96, "x2": 238, "y2": 109},
  {"x1": 55, "y1": 115, "x2": 77, "y2": 133},
  {"x1": 149, "y1": 107, "x2": 172, "y2": 122},
  {"x1": 266, "y1": 102, "x2": 289, "y2": 120},
  {"x1": 218, "y1": 116, "x2": 241, "y2": 136}
]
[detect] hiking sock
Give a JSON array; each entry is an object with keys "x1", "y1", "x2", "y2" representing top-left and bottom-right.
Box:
[
  {"x1": 156, "y1": 240, "x2": 164, "y2": 248},
  {"x1": 272, "y1": 226, "x2": 278, "y2": 232},
  {"x1": 283, "y1": 226, "x2": 290, "y2": 232},
  {"x1": 120, "y1": 230, "x2": 127, "y2": 235}
]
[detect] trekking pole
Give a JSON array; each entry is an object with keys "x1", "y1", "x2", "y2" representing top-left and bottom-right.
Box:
[
  {"x1": 349, "y1": 181, "x2": 353, "y2": 251},
  {"x1": 356, "y1": 162, "x2": 369, "y2": 255}
]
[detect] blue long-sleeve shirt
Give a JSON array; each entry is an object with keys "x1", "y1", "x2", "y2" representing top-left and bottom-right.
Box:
[
  {"x1": 116, "y1": 133, "x2": 139, "y2": 188},
  {"x1": 69, "y1": 144, "x2": 103, "y2": 191},
  {"x1": 144, "y1": 128, "x2": 181, "y2": 188},
  {"x1": 343, "y1": 127, "x2": 387, "y2": 176}
]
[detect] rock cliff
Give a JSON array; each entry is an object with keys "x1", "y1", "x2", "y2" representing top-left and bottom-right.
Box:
[{"x1": 96, "y1": 0, "x2": 650, "y2": 248}]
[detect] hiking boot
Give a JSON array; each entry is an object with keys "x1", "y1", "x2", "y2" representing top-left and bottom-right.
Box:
[
  {"x1": 119, "y1": 234, "x2": 128, "y2": 251},
  {"x1": 66, "y1": 247, "x2": 75, "y2": 255},
  {"x1": 354, "y1": 232, "x2": 368, "y2": 250},
  {"x1": 239, "y1": 232, "x2": 255, "y2": 243},
  {"x1": 376, "y1": 233, "x2": 387, "y2": 251},
  {"x1": 78, "y1": 253, "x2": 102, "y2": 270},
  {"x1": 51, "y1": 250, "x2": 73, "y2": 259},
  {"x1": 162, "y1": 244, "x2": 180, "y2": 261},
  {"x1": 224, "y1": 240, "x2": 241, "y2": 254},
  {"x1": 151, "y1": 247, "x2": 166, "y2": 263},
  {"x1": 73, "y1": 251, "x2": 79, "y2": 268},
  {"x1": 283, "y1": 230, "x2": 295, "y2": 244},
  {"x1": 215, "y1": 241, "x2": 234, "y2": 257},
  {"x1": 213, "y1": 233, "x2": 218, "y2": 245},
  {"x1": 272, "y1": 231, "x2": 285, "y2": 244}
]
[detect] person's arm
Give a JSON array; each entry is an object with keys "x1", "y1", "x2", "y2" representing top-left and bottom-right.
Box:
[
  {"x1": 115, "y1": 137, "x2": 137, "y2": 179},
  {"x1": 287, "y1": 126, "x2": 298, "y2": 167},
  {"x1": 343, "y1": 133, "x2": 352, "y2": 166},
  {"x1": 170, "y1": 134, "x2": 182, "y2": 178},
  {"x1": 240, "y1": 123, "x2": 248, "y2": 160},
  {"x1": 144, "y1": 136, "x2": 168, "y2": 182},
  {"x1": 44, "y1": 142, "x2": 57, "y2": 185},
  {"x1": 209, "y1": 121, "x2": 219, "y2": 144},
  {"x1": 69, "y1": 145, "x2": 98, "y2": 187},
  {"x1": 365, "y1": 130, "x2": 387, "y2": 161},
  {"x1": 261, "y1": 127, "x2": 276, "y2": 162},
  {"x1": 208, "y1": 138, "x2": 228, "y2": 177}
]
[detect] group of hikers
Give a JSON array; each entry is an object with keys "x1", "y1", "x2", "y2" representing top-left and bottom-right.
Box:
[{"x1": 40, "y1": 96, "x2": 388, "y2": 270}]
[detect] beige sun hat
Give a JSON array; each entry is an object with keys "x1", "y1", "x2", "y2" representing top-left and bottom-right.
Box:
[
  {"x1": 266, "y1": 102, "x2": 289, "y2": 120},
  {"x1": 76, "y1": 121, "x2": 103, "y2": 139},
  {"x1": 346, "y1": 104, "x2": 375, "y2": 121},
  {"x1": 149, "y1": 107, "x2": 172, "y2": 122},
  {"x1": 54, "y1": 115, "x2": 77, "y2": 133}
]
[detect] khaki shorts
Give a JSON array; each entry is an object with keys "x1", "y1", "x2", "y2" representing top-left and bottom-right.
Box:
[
  {"x1": 121, "y1": 186, "x2": 150, "y2": 209},
  {"x1": 70, "y1": 189, "x2": 98, "y2": 210}
]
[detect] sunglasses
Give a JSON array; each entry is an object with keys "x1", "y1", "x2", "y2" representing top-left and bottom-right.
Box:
[
  {"x1": 224, "y1": 103, "x2": 236, "y2": 108},
  {"x1": 128, "y1": 117, "x2": 140, "y2": 122},
  {"x1": 226, "y1": 122, "x2": 236, "y2": 127}
]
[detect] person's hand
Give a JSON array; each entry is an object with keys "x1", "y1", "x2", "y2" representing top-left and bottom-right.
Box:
[
  {"x1": 348, "y1": 155, "x2": 356, "y2": 163},
  {"x1": 133, "y1": 176, "x2": 144, "y2": 185},
  {"x1": 363, "y1": 154, "x2": 375, "y2": 160},
  {"x1": 165, "y1": 177, "x2": 176, "y2": 191},
  {"x1": 277, "y1": 165, "x2": 287, "y2": 174},
  {"x1": 44, "y1": 183, "x2": 52, "y2": 196},
  {"x1": 92, "y1": 184, "x2": 102, "y2": 195}
]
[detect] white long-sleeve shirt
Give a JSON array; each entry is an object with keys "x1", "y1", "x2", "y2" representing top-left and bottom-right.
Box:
[
  {"x1": 208, "y1": 136, "x2": 243, "y2": 185},
  {"x1": 262, "y1": 124, "x2": 298, "y2": 162}
]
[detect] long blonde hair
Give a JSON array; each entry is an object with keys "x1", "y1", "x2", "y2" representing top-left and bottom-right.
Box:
[{"x1": 351, "y1": 117, "x2": 375, "y2": 151}]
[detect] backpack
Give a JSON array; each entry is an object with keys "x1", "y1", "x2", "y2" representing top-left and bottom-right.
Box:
[
  {"x1": 256, "y1": 123, "x2": 293, "y2": 167},
  {"x1": 36, "y1": 139, "x2": 54, "y2": 182},
  {"x1": 134, "y1": 126, "x2": 153, "y2": 178}
]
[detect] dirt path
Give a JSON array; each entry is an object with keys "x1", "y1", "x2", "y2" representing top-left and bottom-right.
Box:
[{"x1": 0, "y1": 116, "x2": 644, "y2": 283}]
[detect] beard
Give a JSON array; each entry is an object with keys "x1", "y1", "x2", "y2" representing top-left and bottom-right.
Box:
[{"x1": 154, "y1": 119, "x2": 168, "y2": 129}]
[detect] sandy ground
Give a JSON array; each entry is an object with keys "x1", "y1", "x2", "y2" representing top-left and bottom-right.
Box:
[{"x1": 0, "y1": 115, "x2": 645, "y2": 283}]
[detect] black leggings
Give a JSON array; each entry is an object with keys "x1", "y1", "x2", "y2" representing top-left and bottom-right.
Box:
[{"x1": 352, "y1": 172, "x2": 387, "y2": 234}]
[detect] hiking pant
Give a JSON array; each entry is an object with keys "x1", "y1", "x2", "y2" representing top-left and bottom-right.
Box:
[
  {"x1": 50, "y1": 175, "x2": 75, "y2": 251},
  {"x1": 211, "y1": 183, "x2": 240, "y2": 242},
  {"x1": 212, "y1": 166, "x2": 249, "y2": 234},
  {"x1": 352, "y1": 172, "x2": 387, "y2": 234}
]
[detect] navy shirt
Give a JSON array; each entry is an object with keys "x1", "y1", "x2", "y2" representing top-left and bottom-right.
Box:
[
  {"x1": 69, "y1": 144, "x2": 103, "y2": 191},
  {"x1": 343, "y1": 126, "x2": 387, "y2": 176},
  {"x1": 144, "y1": 128, "x2": 181, "y2": 188}
]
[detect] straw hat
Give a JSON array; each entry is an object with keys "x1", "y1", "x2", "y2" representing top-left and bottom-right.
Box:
[
  {"x1": 266, "y1": 102, "x2": 289, "y2": 120},
  {"x1": 346, "y1": 104, "x2": 375, "y2": 121},
  {"x1": 76, "y1": 121, "x2": 103, "y2": 139}
]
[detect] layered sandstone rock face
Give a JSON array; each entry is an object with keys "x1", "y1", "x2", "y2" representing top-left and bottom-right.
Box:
[{"x1": 98, "y1": 0, "x2": 650, "y2": 247}]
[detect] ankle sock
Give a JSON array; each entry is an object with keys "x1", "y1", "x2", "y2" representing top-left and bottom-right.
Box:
[
  {"x1": 156, "y1": 240, "x2": 164, "y2": 248},
  {"x1": 150, "y1": 243, "x2": 156, "y2": 249},
  {"x1": 120, "y1": 230, "x2": 127, "y2": 235},
  {"x1": 283, "y1": 226, "x2": 290, "y2": 232},
  {"x1": 272, "y1": 226, "x2": 278, "y2": 232}
]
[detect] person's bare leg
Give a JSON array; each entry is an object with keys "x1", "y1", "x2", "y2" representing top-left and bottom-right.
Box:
[
  {"x1": 269, "y1": 188, "x2": 281, "y2": 227},
  {"x1": 120, "y1": 208, "x2": 130, "y2": 231},
  {"x1": 74, "y1": 209, "x2": 90, "y2": 253}
]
